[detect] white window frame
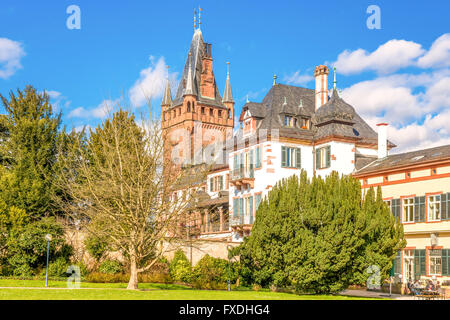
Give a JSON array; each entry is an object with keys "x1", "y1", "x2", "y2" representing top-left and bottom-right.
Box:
[
  {"x1": 428, "y1": 195, "x2": 441, "y2": 221},
  {"x1": 429, "y1": 250, "x2": 442, "y2": 276},
  {"x1": 403, "y1": 198, "x2": 414, "y2": 223}
]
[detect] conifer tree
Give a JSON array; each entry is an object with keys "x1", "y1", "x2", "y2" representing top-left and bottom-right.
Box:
[
  {"x1": 238, "y1": 171, "x2": 405, "y2": 293},
  {"x1": 0, "y1": 86, "x2": 61, "y2": 219}
]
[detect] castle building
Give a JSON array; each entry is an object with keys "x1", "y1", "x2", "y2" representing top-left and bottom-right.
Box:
[{"x1": 163, "y1": 20, "x2": 450, "y2": 280}]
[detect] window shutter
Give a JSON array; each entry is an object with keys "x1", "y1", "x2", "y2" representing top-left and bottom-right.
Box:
[
  {"x1": 250, "y1": 149, "x2": 254, "y2": 170},
  {"x1": 249, "y1": 196, "x2": 254, "y2": 223},
  {"x1": 315, "y1": 148, "x2": 320, "y2": 169},
  {"x1": 281, "y1": 146, "x2": 287, "y2": 167},
  {"x1": 219, "y1": 176, "x2": 223, "y2": 190},
  {"x1": 234, "y1": 154, "x2": 238, "y2": 170},
  {"x1": 210, "y1": 178, "x2": 214, "y2": 192},
  {"x1": 415, "y1": 249, "x2": 426, "y2": 277},
  {"x1": 233, "y1": 198, "x2": 239, "y2": 218},
  {"x1": 414, "y1": 197, "x2": 419, "y2": 222},
  {"x1": 295, "y1": 148, "x2": 301, "y2": 168},
  {"x1": 393, "y1": 199, "x2": 401, "y2": 222},
  {"x1": 420, "y1": 196, "x2": 426, "y2": 221},
  {"x1": 256, "y1": 147, "x2": 261, "y2": 168},
  {"x1": 442, "y1": 193, "x2": 448, "y2": 220},
  {"x1": 255, "y1": 194, "x2": 261, "y2": 211},
  {"x1": 326, "y1": 146, "x2": 331, "y2": 168},
  {"x1": 239, "y1": 198, "x2": 244, "y2": 223},
  {"x1": 442, "y1": 249, "x2": 449, "y2": 276},
  {"x1": 240, "y1": 153, "x2": 244, "y2": 170}
]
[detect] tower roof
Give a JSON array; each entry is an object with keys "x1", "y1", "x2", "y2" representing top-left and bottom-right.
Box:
[
  {"x1": 172, "y1": 29, "x2": 225, "y2": 108},
  {"x1": 161, "y1": 70, "x2": 172, "y2": 106},
  {"x1": 222, "y1": 62, "x2": 233, "y2": 103}
]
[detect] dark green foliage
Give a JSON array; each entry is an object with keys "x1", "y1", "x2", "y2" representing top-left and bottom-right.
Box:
[
  {"x1": 84, "y1": 236, "x2": 110, "y2": 263},
  {"x1": 0, "y1": 86, "x2": 61, "y2": 219},
  {"x1": 238, "y1": 171, "x2": 405, "y2": 294},
  {"x1": 3, "y1": 216, "x2": 73, "y2": 276},
  {"x1": 99, "y1": 260, "x2": 123, "y2": 274}
]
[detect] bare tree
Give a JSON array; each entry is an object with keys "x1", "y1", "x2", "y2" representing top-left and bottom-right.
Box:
[{"x1": 55, "y1": 105, "x2": 207, "y2": 289}]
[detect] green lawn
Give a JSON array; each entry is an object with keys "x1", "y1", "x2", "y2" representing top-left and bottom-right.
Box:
[{"x1": 0, "y1": 279, "x2": 382, "y2": 300}]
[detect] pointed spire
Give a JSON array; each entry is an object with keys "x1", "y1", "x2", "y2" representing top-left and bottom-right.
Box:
[
  {"x1": 184, "y1": 52, "x2": 194, "y2": 96},
  {"x1": 333, "y1": 66, "x2": 337, "y2": 89},
  {"x1": 273, "y1": 74, "x2": 277, "y2": 86},
  {"x1": 223, "y1": 62, "x2": 234, "y2": 103},
  {"x1": 162, "y1": 66, "x2": 172, "y2": 106}
]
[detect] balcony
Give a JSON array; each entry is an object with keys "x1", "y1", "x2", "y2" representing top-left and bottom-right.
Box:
[
  {"x1": 230, "y1": 215, "x2": 254, "y2": 234},
  {"x1": 230, "y1": 167, "x2": 255, "y2": 189}
]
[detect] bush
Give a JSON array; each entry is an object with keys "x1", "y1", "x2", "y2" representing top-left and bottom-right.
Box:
[
  {"x1": 98, "y1": 260, "x2": 122, "y2": 274},
  {"x1": 86, "y1": 272, "x2": 172, "y2": 284},
  {"x1": 47, "y1": 257, "x2": 69, "y2": 277},
  {"x1": 191, "y1": 254, "x2": 238, "y2": 290},
  {"x1": 169, "y1": 250, "x2": 192, "y2": 283},
  {"x1": 84, "y1": 236, "x2": 109, "y2": 263}
]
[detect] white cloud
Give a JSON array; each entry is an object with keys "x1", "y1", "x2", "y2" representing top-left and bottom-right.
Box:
[
  {"x1": 283, "y1": 71, "x2": 313, "y2": 86},
  {"x1": 129, "y1": 56, "x2": 177, "y2": 108},
  {"x1": 417, "y1": 33, "x2": 450, "y2": 69},
  {"x1": 68, "y1": 99, "x2": 119, "y2": 119},
  {"x1": 0, "y1": 38, "x2": 26, "y2": 79},
  {"x1": 333, "y1": 39, "x2": 424, "y2": 75}
]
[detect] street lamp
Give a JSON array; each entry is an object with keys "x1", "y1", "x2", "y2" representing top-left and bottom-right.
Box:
[
  {"x1": 227, "y1": 245, "x2": 233, "y2": 292},
  {"x1": 44, "y1": 234, "x2": 52, "y2": 287}
]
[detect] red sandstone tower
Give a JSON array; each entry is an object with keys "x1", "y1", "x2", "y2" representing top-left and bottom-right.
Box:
[{"x1": 161, "y1": 26, "x2": 235, "y2": 165}]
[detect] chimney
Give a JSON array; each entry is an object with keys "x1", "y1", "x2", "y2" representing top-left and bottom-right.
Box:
[
  {"x1": 314, "y1": 65, "x2": 329, "y2": 110},
  {"x1": 377, "y1": 123, "x2": 388, "y2": 159}
]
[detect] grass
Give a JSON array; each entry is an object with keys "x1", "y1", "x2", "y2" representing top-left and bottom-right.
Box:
[{"x1": 0, "y1": 279, "x2": 383, "y2": 300}]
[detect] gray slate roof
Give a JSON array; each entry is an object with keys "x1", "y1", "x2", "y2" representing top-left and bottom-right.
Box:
[
  {"x1": 172, "y1": 29, "x2": 226, "y2": 109},
  {"x1": 354, "y1": 144, "x2": 450, "y2": 176}
]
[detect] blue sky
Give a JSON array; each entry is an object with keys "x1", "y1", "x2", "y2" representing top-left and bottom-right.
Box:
[{"x1": 0, "y1": 0, "x2": 449, "y2": 153}]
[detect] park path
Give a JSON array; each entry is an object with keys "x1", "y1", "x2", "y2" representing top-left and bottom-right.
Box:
[{"x1": 340, "y1": 289, "x2": 415, "y2": 300}]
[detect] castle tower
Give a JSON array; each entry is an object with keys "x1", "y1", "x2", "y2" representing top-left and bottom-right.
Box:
[{"x1": 161, "y1": 25, "x2": 234, "y2": 166}]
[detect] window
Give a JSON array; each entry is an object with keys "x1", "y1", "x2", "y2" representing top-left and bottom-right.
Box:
[
  {"x1": 256, "y1": 146, "x2": 261, "y2": 168},
  {"x1": 201, "y1": 107, "x2": 205, "y2": 114},
  {"x1": 392, "y1": 251, "x2": 401, "y2": 276},
  {"x1": 284, "y1": 115, "x2": 297, "y2": 127},
  {"x1": 316, "y1": 146, "x2": 331, "y2": 169},
  {"x1": 210, "y1": 108, "x2": 214, "y2": 117},
  {"x1": 209, "y1": 177, "x2": 214, "y2": 192},
  {"x1": 391, "y1": 198, "x2": 401, "y2": 222},
  {"x1": 233, "y1": 198, "x2": 239, "y2": 218},
  {"x1": 429, "y1": 249, "x2": 442, "y2": 276},
  {"x1": 428, "y1": 195, "x2": 441, "y2": 221},
  {"x1": 218, "y1": 110, "x2": 222, "y2": 118},
  {"x1": 403, "y1": 198, "x2": 414, "y2": 222},
  {"x1": 414, "y1": 249, "x2": 426, "y2": 278},
  {"x1": 442, "y1": 249, "x2": 450, "y2": 276},
  {"x1": 209, "y1": 176, "x2": 224, "y2": 192},
  {"x1": 301, "y1": 118, "x2": 310, "y2": 129},
  {"x1": 228, "y1": 109, "x2": 231, "y2": 119},
  {"x1": 281, "y1": 146, "x2": 301, "y2": 168},
  {"x1": 187, "y1": 101, "x2": 191, "y2": 112}
]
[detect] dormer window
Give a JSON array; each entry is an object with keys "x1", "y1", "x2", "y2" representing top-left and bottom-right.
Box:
[
  {"x1": 284, "y1": 115, "x2": 296, "y2": 127},
  {"x1": 301, "y1": 118, "x2": 311, "y2": 129}
]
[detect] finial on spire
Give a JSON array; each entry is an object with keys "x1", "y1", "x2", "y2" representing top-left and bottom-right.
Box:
[
  {"x1": 299, "y1": 99, "x2": 303, "y2": 108},
  {"x1": 226, "y1": 61, "x2": 230, "y2": 75},
  {"x1": 273, "y1": 74, "x2": 277, "y2": 86},
  {"x1": 246, "y1": 95, "x2": 249, "y2": 103},
  {"x1": 194, "y1": 9, "x2": 197, "y2": 30},
  {"x1": 283, "y1": 96, "x2": 287, "y2": 105},
  {"x1": 333, "y1": 66, "x2": 337, "y2": 90},
  {"x1": 198, "y1": 7, "x2": 202, "y2": 29},
  {"x1": 162, "y1": 65, "x2": 172, "y2": 106}
]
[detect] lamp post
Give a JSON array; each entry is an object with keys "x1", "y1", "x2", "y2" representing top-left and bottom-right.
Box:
[
  {"x1": 44, "y1": 234, "x2": 52, "y2": 287},
  {"x1": 227, "y1": 245, "x2": 233, "y2": 292}
]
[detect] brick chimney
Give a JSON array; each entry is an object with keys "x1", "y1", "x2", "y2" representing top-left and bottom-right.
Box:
[
  {"x1": 377, "y1": 123, "x2": 388, "y2": 159},
  {"x1": 200, "y1": 43, "x2": 215, "y2": 98},
  {"x1": 314, "y1": 65, "x2": 329, "y2": 110}
]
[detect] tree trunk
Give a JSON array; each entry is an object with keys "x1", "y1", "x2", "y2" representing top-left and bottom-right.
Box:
[{"x1": 127, "y1": 255, "x2": 139, "y2": 290}]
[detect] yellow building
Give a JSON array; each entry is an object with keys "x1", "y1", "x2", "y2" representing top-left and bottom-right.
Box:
[{"x1": 354, "y1": 143, "x2": 450, "y2": 285}]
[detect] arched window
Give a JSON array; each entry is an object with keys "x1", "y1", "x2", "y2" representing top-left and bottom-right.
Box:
[
  {"x1": 210, "y1": 108, "x2": 214, "y2": 117},
  {"x1": 173, "y1": 110, "x2": 176, "y2": 118},
  {"x1": 228, "y1": 109, "x2": 232, "y2": 119},
  {"x1": 187, "y1": 101, "x2": 191, "y2": 112},
  {"x1": 192, "y1": 102, "x2": 195, "y2": 113}
]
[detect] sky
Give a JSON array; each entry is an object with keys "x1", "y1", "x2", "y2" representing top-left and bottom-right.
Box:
[{"x1": 0, "y1": 0, "x2": 449, "y2": 153}]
